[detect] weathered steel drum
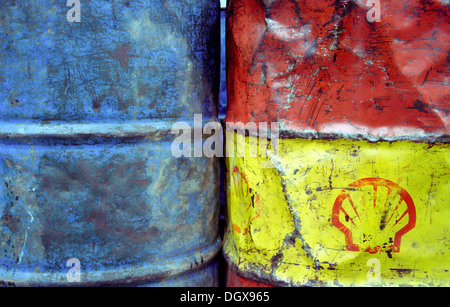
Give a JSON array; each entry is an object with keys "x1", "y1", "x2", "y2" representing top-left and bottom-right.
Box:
[
  {"x1": 0, "y1": 0, "x2": 221, "y2": 286},
  {"x1": 224, "y1": 0, "x2": 449, "y2": 286}
]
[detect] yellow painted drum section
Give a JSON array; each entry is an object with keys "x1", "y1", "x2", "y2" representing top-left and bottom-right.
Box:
[{"x1": 224, "y1": 133, "x2": 449, "y2": 286}]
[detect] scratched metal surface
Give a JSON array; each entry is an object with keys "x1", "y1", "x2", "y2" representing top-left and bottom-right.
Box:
[
  {"x1": 226, "y1": 0, "x2": 449, "y2": 141},
  {"x1": 224, "y1": 0, "x2": 449, "y2": 287},
  {"x1": 0, "y1": 0, "x2": 221, "y2": 286}
]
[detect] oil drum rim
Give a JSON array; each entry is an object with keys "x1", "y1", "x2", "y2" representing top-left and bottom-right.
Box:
[
  {"x1": 0, "y1": 238, "x2": 222, "y2": 287},
  {"x1": 223, "y1": 252, "x2": 292, "y2": 287}
]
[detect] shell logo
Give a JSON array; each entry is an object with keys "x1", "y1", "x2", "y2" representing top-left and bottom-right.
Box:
[{"x1": 332, "y1": 178, "x2": 416, "y2": 254}]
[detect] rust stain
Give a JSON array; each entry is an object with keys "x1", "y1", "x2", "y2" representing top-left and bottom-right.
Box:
[
  {"x1": 109, "y1": 42, "x2": 139, "y2": 69},
  {"x1": 232, "y1": 223, "x2": 241, "y2": 234}
]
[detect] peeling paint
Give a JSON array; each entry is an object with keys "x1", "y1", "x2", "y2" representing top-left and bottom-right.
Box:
[
  {"x1": 225, "y1": 0, "x2": 449, "y2": 287},
  {"x1": 225, "y1": 136, "x2": 449, "y2": 286},
  {"x1": 0, "y1": 0, "x2": 221, "y2": 286}
]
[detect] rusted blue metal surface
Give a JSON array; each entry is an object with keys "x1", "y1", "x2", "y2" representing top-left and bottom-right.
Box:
[{"x1": 0, "y1": 0, "x2": 221, "y2": 286}]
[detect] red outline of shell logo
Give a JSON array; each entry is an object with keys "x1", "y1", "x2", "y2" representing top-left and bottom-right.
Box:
[{"x1": 332, "y1": 178, "x2": 416, "y2": 254}]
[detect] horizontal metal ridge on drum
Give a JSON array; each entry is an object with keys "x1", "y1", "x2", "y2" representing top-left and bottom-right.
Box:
[
  {"x1": 276, "y1": 130, "x2": 450, "y2": 143},
  {"x1": 225, "y1": 124, "x2": 449, "y2": 143},
  {"x1": 0, "y1": 119, "x2": 210, "y2": 139}
]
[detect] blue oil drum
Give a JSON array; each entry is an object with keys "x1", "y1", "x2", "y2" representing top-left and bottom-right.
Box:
[{"x1": 0, "y1": 0, "x2": 221, "y2": 286}]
